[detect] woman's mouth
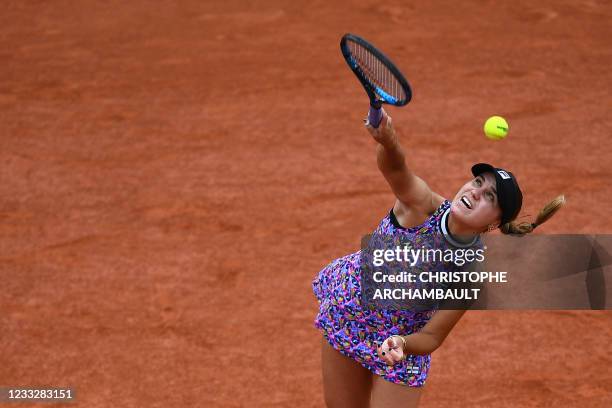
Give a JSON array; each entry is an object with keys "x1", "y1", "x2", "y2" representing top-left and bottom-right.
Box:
[{"x1": 460, "y1": 196, "x2": 472, "y2": 209}]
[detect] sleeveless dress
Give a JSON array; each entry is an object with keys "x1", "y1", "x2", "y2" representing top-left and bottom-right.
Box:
[{"x1": 312, "y1": 200, "x2": 478, "y2": 386}]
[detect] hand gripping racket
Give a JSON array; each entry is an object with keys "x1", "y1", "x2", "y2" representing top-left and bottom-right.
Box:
[{"x1": 340, "y1": 33, "x2": 412, "y2": 128}]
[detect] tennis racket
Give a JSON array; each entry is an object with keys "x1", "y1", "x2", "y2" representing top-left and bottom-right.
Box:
[{"x1": 340, "y1": 33, "x2": 412, "y2": 128}]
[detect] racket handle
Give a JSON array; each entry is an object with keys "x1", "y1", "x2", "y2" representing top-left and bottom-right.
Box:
[{"x1": 368, "y1": 105, "x2": 383, "y2": 128}]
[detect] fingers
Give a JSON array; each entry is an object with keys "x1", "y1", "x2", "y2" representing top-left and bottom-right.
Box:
[
  {"x1": 378, "y1": 349, "x2": 401, "y2": 365},
  {"x1": 385, "y1": 113, "x2": 393, "y2": 130},
  {"x1": 379, "y1": 108, "x2": 389, "y2": 128},
  {"x1": 365, "y1": 109, "x2": 390, "y2": 129},
  {"x1": 377, "y1": 345, "x2": 393, "y2": 365},
  {"x1": 365, "y1": 121, "x2": 377, "y2": 135},
  {"x1": 364, "y1": 119, "x2": 382, "y2": 137},
  {"x1": 364, "y1": 111, "x2": 394, "y2": 143},
  {"x1": 388, "y1": 347, "x2": 403, "y2": 361},
  {"x1": 377, "y1": 337, "x2": 404, "y2": 366}
]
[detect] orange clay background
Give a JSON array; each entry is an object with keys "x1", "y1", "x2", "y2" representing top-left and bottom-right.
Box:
[{"x1": 1, "y1": 1, "x2": 611, "y2": 407}]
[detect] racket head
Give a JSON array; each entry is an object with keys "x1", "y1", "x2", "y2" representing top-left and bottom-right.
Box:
[{"x1": 340, "y1": 33, "x2": 412, "y2": 108}]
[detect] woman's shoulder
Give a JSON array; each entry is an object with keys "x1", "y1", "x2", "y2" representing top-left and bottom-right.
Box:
[
  {"x1": 386, "y1": 198, "x2": 449, "y2": 232},
  {"x1": 432, "y1": 196, "x2": 451, "y2": 216},
  {"x1": 431, "y1": 193, "x2": 447, "y2": 212}
]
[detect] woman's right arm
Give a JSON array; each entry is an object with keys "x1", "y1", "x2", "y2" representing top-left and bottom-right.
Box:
[{"x1": 366, "y1": 110, "x2": 441, "y2": 215}]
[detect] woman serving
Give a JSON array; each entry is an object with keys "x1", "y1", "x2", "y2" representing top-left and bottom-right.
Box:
[{"x1": 312, "y1": 110, "x2": 565, "y2": 408}]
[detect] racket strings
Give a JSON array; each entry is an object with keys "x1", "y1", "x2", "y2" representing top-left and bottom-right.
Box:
[{"x1": 348, "y1": 40, "x2": 405, "y2": 101}]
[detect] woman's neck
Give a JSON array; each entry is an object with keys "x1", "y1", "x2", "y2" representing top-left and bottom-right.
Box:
[{"x1": 446, "y1": 212, "x2": 479, "y2": 244}]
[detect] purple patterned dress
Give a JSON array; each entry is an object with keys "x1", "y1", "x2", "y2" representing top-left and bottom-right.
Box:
[{"x1": 312, "y1": 200, "x2": 474, "y2": 386}]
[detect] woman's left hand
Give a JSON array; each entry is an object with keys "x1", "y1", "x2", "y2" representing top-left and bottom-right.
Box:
[{"x1": 377, "y1": 335, "x2": 406, "y2": 366}]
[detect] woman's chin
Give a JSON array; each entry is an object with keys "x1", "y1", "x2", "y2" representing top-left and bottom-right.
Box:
[
  {"x1": 450, "y1": 201, "x2": 467, "y2": 218},
  {"x1": 450, "y1": 202, "x2": 476, "y2": 227}
]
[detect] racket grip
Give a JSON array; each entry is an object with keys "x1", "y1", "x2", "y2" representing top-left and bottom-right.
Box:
[{"x1": 368, "y1": 106, "x2": 383, "y2": 128}]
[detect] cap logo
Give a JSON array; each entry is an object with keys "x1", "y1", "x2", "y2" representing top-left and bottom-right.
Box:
[{"x1": 497, "y1": 170, "x2": 511, "y2": 180}]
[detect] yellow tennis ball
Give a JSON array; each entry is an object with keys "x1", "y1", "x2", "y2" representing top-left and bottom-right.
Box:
[{"x1": 484, "y1": 116, "x2": 509, "y2": 140}]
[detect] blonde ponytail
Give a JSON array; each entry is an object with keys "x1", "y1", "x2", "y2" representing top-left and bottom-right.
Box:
[{"x1": 500, "y1": 195, "x2": 566, "y2": 236}]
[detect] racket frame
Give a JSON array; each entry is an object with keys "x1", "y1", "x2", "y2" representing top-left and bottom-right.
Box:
[{"x1": 340, "y1": 33, "x2": 412, "y2": 127}]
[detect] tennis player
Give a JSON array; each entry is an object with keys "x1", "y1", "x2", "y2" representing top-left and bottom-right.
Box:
[{"x1": 312, "y1": 110, "x2": 564, "y2": 408}]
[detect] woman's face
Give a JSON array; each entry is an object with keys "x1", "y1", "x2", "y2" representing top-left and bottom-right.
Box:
[{"x1": 450, "y1": 172, "x2": 502, "y2": 232}]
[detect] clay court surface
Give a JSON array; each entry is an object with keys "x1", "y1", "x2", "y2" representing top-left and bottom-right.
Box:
[{"x1": 1, "y1": 0, "x2": 611, "y2": 406}]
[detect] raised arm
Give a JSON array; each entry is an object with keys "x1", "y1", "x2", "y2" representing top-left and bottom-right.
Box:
[{"x1": 366, "y1": 110, "x2": 442, "y2": 216}]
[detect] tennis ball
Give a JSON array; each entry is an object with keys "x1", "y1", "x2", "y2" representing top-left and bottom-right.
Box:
[{"x1": 484, "y1": 116, "x2": 509, "y2": 140}]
